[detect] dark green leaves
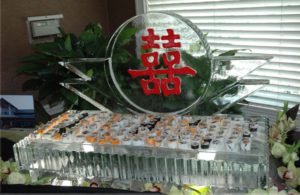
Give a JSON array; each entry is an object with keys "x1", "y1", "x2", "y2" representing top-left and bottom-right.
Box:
[
  {"x1": 16, "y1": 64, "x2": 46, "y2": 75},
  {"x1": 64, "y1": 35, "x2": 72, "y2": 51},
  {"x1": 22, "y1": 79, "x2": 43, "y2": 91},
  {"x1": 117, "y1": 27, "x2": 138, "y2": 46},
  {"x1": 17, "y1": 22, "x2": 116, "y2": 116}
]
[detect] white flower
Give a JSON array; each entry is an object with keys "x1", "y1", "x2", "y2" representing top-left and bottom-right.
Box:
[
  {"x1": 287, "y1": 118, "x2": 296, "y2": 130},
  {"x1": 290, "y1": 152, "x2": 299, "y2": 162},
  {"x1": 248, "y1": 189, "x2": 268, "y2": 195},
  {"x1": 267, "y1": 187, "x2": 288, "y2": 195},
  {"x1": 283, "y1": 153, "x2": 291, "y2": 164},
  {"x1": 282, "y1": 152, "x2": 299, "y2": 164},
  {"x1": 279, "y1": 121, "x2": 286, "y2": 132},
  {"x1": 288, "y1": 189, "x2": 299, "y2": 195},
  {"x1": 271, "y1": 142, "x2": 287, "y2": 158},
  {"x1": 7, "y1": 172, "x2": 26, "y2": 184}
]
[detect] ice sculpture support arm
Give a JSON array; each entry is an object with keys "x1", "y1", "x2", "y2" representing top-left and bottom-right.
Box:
[
  {"x1": 58, "y1": 58, "x2": 110, "y2": 81},
  {"x1": 59, "y1": 83, "x2": 112, "y2": 112}
]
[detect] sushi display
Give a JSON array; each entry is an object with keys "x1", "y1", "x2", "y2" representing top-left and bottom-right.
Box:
[{"x1": 27, "y1": 111, "x2": 259, "y2": 153}]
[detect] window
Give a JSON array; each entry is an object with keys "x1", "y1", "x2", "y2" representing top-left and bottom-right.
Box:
[{"x1": 137, "y1": 0, "x2": 300, "y2": 111}]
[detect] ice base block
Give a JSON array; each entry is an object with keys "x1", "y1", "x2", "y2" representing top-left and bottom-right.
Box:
[{"x1": 13, "y1": 112, "x2": 269, "y2": 189}]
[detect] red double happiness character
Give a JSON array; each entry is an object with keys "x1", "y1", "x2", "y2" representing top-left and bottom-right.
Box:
[{"x1": 128, "y1": 28, "x2": 197, "y2": 96}]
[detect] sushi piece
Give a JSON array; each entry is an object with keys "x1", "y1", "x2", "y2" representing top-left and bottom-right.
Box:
[
  {"x1": 204, "y1": 134, "x2": 213, "y2": 143},
  {"x1": 215, "y1": 135, "x2": 225, "y2": 142},
  {"x1": 110, "y1": 138, "x2": 120, "y2": 145},
  {"x1": 191, "y1": 141, "x2": 199, "y2": 149},
  {"x1": 216, "y1": 130, "x2": 225, "y2": 136},
  {"x1": 75, "y1": 135, "x2": 85, "y2": 143},
  {"x1": 242, "y1": 131, "x2": 251, "y2": 138},
  {"x1": 155, "y1": 136, "x2": 164, "y2": 147},
  {"x1": 85, "y1": 135, "x2": 97, "y2": 143},
  {"x1": 132, "y1": 137, "x2": 144, "y2": 146},
  {"x1": 181, "y1": 131, "x2": 191, "y2": 140},
  {"x1": 52, "y1": 132, "x2": 62, "y2": 141},
  {"x1": 98, "y1": 137, "x2": 106, "y2": 145},
  {"x1": 145, "y1": 136, "x2": 156, "y2": 147},
  {"x1": 122, "y1": 136, "x2": 132, "y2": 145},
  {"x1": 61, "y1": 133, "x2": 72, "y2": 143},
  {"x1": 210, "y1": 139, "x2": 222, "y2": 150},
  {"x1": 225, "y1": 140, "x2": 238, "y2": 152},
  {"x1": 103, "y1": 132, "x2": 112, "y2": 142},
  {"x1": 241, "y1": 138, "x2": 251, "y2": 151},
  {"x1": 249, "y1": 122, "x2": 258, "y2": 132},
  {"x1": 167, "y1": 137, "x2": 178, "y2": 149},
  {"x1": 178, "y1": 140, "x2": 189, "y2": 150},
  {"x1": 201, "y1": 141, "x2": 210, "y2": 149}
]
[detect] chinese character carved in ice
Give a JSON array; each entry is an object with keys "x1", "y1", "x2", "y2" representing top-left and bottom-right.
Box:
[{"x1": 128, "y1": 28, "x2": 197, "y2": 96}]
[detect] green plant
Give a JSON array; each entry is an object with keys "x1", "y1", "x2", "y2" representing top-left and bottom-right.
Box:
[
  {"x1": 17, "y1": 23, "x2": 136, "y2": 121},
  {"x1": 18, "y1": 23, "x2": 104, "y2": 109}
]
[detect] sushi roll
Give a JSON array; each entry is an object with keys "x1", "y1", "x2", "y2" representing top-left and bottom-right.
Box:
[
  {"x1": 249, "y1": 122, "x2": 258, "y2": 132},
  {"x1": 110, "y1": 138, "x2": 120, "y2": 145},
  {"x1": 167, "y1": 137, "x2": 178, "y2": 149},
  {"x1": 132, "y1": 137, "x2": 144, "y2": 146},
  {"x1": 145, "y1": 136, "x2": 156, "y2": 147},
  {"x1": 116, "y1": 131, "x2": 125, "y2": 140},
  {"x1": 188, "y1": 126, "x2": 197, "y2": 135},
  {"x1": 242, "y1": 131, "x2": 251, "y2": 138},
  {"x1": 231, "y1": 131, "x2": 241, "y2": 138},
  {"x1": 98, "y1": 137, "x2": 106, "y2": 145},
  {"x1": 122, "y1": 136, "x2": 132, "y2": 145},
  {"x1": 210, "y1": 139, "x2": 222, "y2": 150},
  {"x1": 216, "y1": 130, "x2": 225, "y2": 136},
  {"x1": 204, "y1": 133, "x2": 214, "y2": 142},
  {"x1": 195, "y1": 133, "x2": 204, "y2": 140},
  {"x1": 201, "y1": 141, "x2": 210, "y2": 149},
  {"x1": 241, "y1": 138, "x2": 251, "y2": 151},
  {"x1": 88, "y1": 123, "x2": 98, "y2": 131},
  {"x1": 52, "y1": 132, "x2": 62, "y2": 141},
  {"x1": 215, "y1": 135, "x2": 225, "y2": 142},
  {"x1": 85, "y1": 135, "x2": 97, "y2": 143},
  {"x1": 180, "y1": 119, "x2": 189, "y2": 126},
  {"x1": 61, "y1": 133, "x2": 72, "y2": 143},
  {"x1": 178, "y1": 140, "x2": 189, "y2": 150},
  {"x1": 111, "y1": 124, "x2": 120, "y2": 132},
  {"x1": 225, "y1": 140, "x2": 238, "y2": 152},
  {"x1": 191, "y1": 141, "x2": 199, "y2": 150},
  {"x1": 103, "y1": 132, "x2": 112, "y2": 142},
  {"x1": 181, "y1": 131, "x2": 191, "y2": 140},
  {"x1": 74, "y1": 134, "x2": 85, "y2": 143},
  {"x1": 155, "y1": 136, "x2": 164, "y2": 147}
]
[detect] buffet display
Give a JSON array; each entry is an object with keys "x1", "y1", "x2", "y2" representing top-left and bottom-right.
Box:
[
  {"x1": 14, "y1": 111, "x2": 269, "y2": 189},
  {"x1": 13, "y1": 12, "x2": 273, "y2": 192}
]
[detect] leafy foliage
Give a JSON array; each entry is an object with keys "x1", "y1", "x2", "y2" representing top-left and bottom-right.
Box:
[{"x1": 17, "y1": 23, "x2": 136, "y2": 117}]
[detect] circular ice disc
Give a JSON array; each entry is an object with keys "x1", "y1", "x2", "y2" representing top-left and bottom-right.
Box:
[{"x1": 106, "y1": 12, "x2": 212, "y2": 114}]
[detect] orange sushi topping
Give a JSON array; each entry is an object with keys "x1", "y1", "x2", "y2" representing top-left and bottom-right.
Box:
[
  {"x1": 98, "y1": 138, "x2": 106, "y2": 145},
  {"x1": 36, "y1": 129, "x2": 45, "y2": 134},
  {"x1": 145, "y1": 137, "x2": 156, "y2": 146},
  {"x1": 85, "y1": 136, "x2": 97, "y2": 143},
  {"x1": 188, "y1": 127, "x2": 197, "y2": 133},
  {"x1": 53, "y1": 133, "x2": 62, "y2": 141},
  {"x1": 180, "y1": 119, "x2": 189, "y2": 126},
  {"x1": 156, "y1": 130, "x2": 161, "y2": 136},
  {"x1": 110, "y1": 138, "x2": 120, "y2": 145},
  {"x1": 104, "y1": 132, "x2": 112, "y2": 141}
]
